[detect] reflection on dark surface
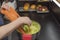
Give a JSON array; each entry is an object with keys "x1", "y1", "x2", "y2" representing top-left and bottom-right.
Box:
[{"x1": 36, "y1": 14, "x2": 60, "y2": 40}]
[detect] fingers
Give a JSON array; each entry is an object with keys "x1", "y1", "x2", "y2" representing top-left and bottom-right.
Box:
[
  {"x1": 17, "y1": 17, "x2": 32, "y2": 26},
  {"x1": 24, "y1": 17, "x2": 32, "y2": 26},
  {"x1": 22, "y1": 17, "x2": 32, "y2": 26}
]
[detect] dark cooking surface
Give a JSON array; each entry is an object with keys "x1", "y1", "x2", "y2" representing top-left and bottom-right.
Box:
[
  {"x1": 8, "y1": 13, "x2": 60, "y2": 40},
  {"x1": 36, "y1": 14, "x2": 60, "y2": 40},
  {"x1": 27, "y1": 13, "x2": 60, "y2": 40}
]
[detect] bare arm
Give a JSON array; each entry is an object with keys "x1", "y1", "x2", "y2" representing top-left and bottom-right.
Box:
[{"x1": 0, "y1": 17, "x2": 31, "y2": 40}]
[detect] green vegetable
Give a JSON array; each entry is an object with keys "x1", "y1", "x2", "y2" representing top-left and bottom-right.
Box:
[
  {"x1": 23, "y1": 21, "x2": 41, "y2": 34},
  {"x1": 23, "y1": 25, "x2": 30, "y2": 33}
]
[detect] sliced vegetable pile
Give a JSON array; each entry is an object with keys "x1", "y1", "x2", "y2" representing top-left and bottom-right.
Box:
[{"x1": 23, "y1": 21, "x2": 41, "y2": 34}]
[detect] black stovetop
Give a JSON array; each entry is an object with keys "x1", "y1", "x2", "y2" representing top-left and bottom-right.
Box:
[
  {"x1": 10, "y1": 13, "x2": 60, "y2": 40},
  {"x1": 27, "y1": 13, "x2": 60, "y2": 40}
]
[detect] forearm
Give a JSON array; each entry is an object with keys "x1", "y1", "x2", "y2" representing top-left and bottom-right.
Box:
[{"x1": 0, "y1": 19, "x2": 22, "y2": 39}]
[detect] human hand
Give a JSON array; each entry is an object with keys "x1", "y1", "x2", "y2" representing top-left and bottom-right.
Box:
[
  {"x1": 1, "y1": 3, "x2": 32, "y2": 26},
  {"x1": 17, "y1": 17, "x2": 32, "y2": 26}
]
